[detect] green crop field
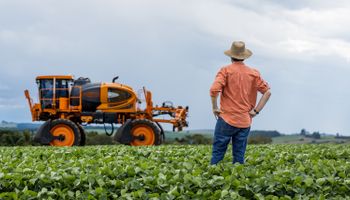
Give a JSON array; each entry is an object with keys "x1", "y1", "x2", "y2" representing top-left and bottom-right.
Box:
[{"x1": 0, "y1": 144, "x2": 349, "y2": 199}]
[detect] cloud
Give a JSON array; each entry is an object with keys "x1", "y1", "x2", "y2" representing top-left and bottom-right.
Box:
[
  {"x1": 0, "y1": 84, "x2": 10, "y2": 91},
  {"x1": 189, "y1": 0, "x2": 350, "y2": 63},
  {"x1": 0, "y1": 97, "x2": 25, "y2": 110},
  {"x1": 0, "y1": 104, "x2": 25, "y2": 109},
  {"x1": 0, "y1": 0, "x2": 349, "y2": 134}
]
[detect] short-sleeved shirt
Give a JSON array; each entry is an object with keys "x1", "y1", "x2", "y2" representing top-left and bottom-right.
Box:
[{"x1": 210, "y1": 62, "x2": 270, "y2": 128}]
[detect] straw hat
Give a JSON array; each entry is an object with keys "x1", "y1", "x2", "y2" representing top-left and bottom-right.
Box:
[{"x1": 224, "y1": 41, "x2": 252, "y2": 60}]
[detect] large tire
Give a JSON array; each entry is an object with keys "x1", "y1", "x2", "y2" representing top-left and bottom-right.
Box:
[
  {"x1": 77, "y1": 124, "x2": 86, "y2": 146},
  {"x1": 49, "y1": 119, "x2": 81, "y2": 146},
  {"x1": 123, "y1": 119, "x2": 162, "y2": 146}
]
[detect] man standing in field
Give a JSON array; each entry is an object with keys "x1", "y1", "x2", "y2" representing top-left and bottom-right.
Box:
[{"x1": 210, "y1": 41, "x2": 271, "y2": 164}]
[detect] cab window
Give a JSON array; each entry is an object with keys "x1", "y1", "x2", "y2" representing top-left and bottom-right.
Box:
[
  {"x1": 108, "y1": 88, "x2": 131, "y2": 103},
  {"x1": 38, "y1": 79, "x2": 54, "y2": 98}
]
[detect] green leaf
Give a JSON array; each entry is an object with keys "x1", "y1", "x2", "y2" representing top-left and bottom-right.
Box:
[{"x1": 304, "y1": 177, "x2": 313, "y2": 187}]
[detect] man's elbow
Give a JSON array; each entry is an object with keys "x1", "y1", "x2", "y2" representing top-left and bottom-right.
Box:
[{"x1": 210, "y1": 89, "x2": 220, "y2": 97}]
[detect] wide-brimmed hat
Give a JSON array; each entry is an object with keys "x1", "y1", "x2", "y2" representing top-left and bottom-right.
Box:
[{"x1": 224, "y1": 41, "x2": 252, "y2": 60}]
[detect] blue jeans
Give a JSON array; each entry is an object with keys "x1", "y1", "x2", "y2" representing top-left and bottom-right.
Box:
[{"x1": 211, "y1": 117, "x2": 250, "y2": 165}]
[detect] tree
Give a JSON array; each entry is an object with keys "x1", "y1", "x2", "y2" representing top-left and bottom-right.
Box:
[
  {"x1": 248, "y1": 135, "x2": 272, "y2": 144},
  {"x1": 312, "y1": 132, "x2": 321, "y2": 139}
]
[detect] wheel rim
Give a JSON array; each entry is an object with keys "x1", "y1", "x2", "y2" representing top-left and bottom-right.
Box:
[
  {"x1": 130, "y1": 125, "x2": 155, "y2": 146},
  {"x1": 50, "y1": 124, "x2": 75, "y2": 146}
]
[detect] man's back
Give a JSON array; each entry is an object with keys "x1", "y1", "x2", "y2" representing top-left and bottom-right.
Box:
[{"x1": 210, "y1": 61, "x2": 269, "y2": 128}]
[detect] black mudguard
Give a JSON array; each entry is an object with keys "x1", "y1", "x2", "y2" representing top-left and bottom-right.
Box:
[
  {"x1": 114, "y1": 119, "x2": 133, "y2": 144},
  {"x1": 34, "y1": 120, "x2": 53, "y2": 145},
  {"x1": 155, "y1": 122, "x2": 165, "y2": 143}
]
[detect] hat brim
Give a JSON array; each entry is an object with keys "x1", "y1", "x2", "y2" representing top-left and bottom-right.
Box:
[{"x1": 224, "y1": 49, "x2": 252, "y2": 60}]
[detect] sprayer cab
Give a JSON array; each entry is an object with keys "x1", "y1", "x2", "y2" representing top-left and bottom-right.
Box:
[{"x1": 36, "y1": 75, "x2": 73, "y2": 110}]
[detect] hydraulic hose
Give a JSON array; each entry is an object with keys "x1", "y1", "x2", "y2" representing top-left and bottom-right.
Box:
[{"x1": 104, "y1": 123, "x2": 114, "y2": 136}]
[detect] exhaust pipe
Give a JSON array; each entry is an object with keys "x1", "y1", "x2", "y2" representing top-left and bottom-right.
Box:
[{"x1": 112, "y1": 76, "x2": 119, "y2": 83}]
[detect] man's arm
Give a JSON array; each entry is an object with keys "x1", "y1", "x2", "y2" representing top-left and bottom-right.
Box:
[
  {"x1": 249, "y1": 90, "x2": 271, "y2": 117},
  {"x1": 210, "y1": 68, "x2": 226, "y2": 118},
  {"x1": 211, "y1": 95, "x2": 221, "y2": 118}
]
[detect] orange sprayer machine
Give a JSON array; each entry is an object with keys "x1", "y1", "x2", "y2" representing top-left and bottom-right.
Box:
[{"x1": 25, "y1": 75, "x2": 188, "y2": 146}]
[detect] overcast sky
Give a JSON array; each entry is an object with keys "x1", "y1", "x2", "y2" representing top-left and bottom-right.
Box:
[{"x1": 0, "y1": 0, "x2": 349, "y2": 135}]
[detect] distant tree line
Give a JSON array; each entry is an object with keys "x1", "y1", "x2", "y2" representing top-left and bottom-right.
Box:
[
  {"x1": 171, "y1": 130, "x2": 283, "y2": 145},
  {"x1": 172, "y1": 134, "x2": 212, "y2": 145},
  {"x1": 249, "y1": 130, "x2": 281, "y2": 137},
  {"x1": 0, "y1": 129, "x2": 33, "y2": 146},
  {"x1": 300, "y1": 129, "x2": 321, "y2": 139},
  {"x1": 248, "y1": 135, "x2": 272, "y2": 144},
  {"x1": 247, "y1": 130, "x2": 281, "y2": 144},
  {"x1": 335, "y1": 133, "x2": 350, "y2": 139}
]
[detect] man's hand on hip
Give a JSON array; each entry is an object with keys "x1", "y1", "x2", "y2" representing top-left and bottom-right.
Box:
[
  {"x1": 249, "y1": 109, "x2": 257, "y2": 118},
  {"x1": 213, "y1": 108, "x2": 221, "y2": 118},
  {"x1": 211, "y1": 95, "x2": 221, "y2": 119}
]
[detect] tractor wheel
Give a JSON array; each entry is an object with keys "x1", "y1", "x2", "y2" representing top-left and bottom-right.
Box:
[
  {"x1": 77, "y1": 124, "x2": 86, "y2": 146},
  {"x1": 49, "y1": 119, "x2": 81, "y2": 146},
  {"x1": 128, "y1": 119, "x2": 162, "y2": 146}
]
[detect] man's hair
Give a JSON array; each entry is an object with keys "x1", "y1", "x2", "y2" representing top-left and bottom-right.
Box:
[{"x1": 231, "y1": 57, "x2": 244, "y2": 62}]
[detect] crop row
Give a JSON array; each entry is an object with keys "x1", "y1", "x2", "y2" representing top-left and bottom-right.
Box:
[{"x1": 0, "y1": 144, "x2": 349, "y2": 199}]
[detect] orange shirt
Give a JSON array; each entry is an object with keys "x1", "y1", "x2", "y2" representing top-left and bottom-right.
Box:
[{"x1": 210, "y1": 62, "x2": 270, "y2": 128}]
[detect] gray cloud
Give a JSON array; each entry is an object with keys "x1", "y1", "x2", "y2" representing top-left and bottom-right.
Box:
[{"x1": 0, "y1": 0, "x2": 349, "y2": 135}]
